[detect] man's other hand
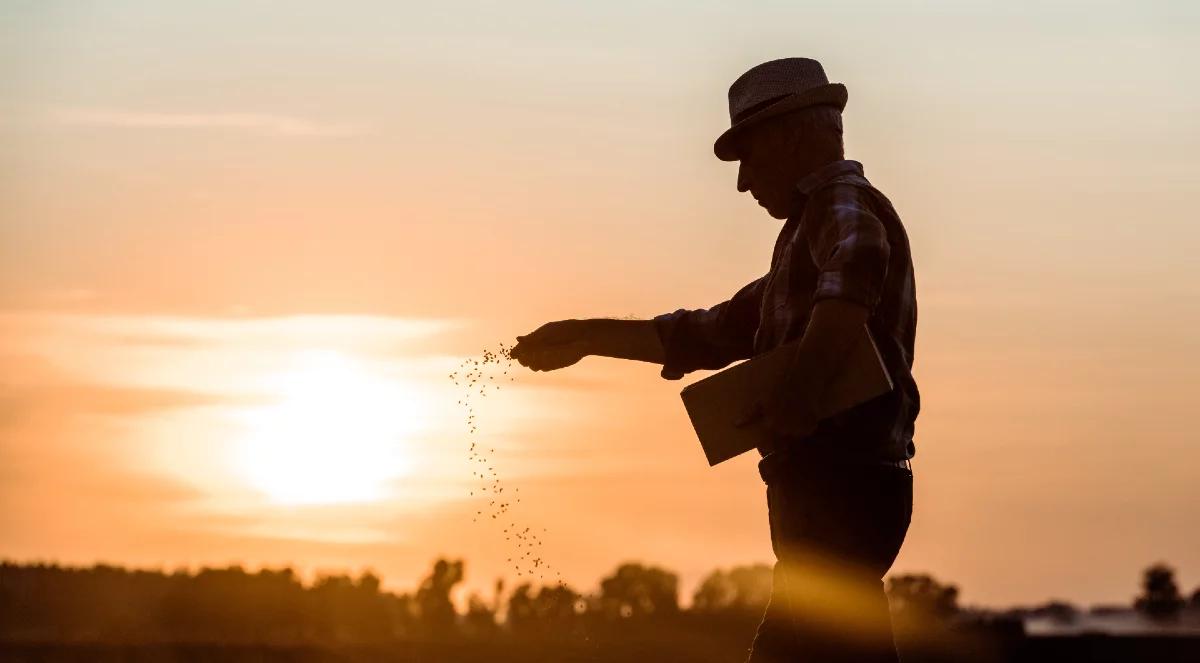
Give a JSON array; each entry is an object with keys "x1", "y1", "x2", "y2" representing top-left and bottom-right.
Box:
[{"x1": 511, "y1": 320, "x2": 592, "y2": 372}]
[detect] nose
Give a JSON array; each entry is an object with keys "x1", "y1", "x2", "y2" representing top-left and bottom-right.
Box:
[{"x1": 737, "y1": 162, "x2": 750, "y2": 193}]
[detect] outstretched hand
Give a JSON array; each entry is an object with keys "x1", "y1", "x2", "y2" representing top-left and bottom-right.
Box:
[{"x1": 510, "y1": 320, "x2": 591, "y2": 372}]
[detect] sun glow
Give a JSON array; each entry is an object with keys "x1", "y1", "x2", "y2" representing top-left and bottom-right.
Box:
[{"x1": 235, "y1": 349, "x2": 426, "y2": 505}]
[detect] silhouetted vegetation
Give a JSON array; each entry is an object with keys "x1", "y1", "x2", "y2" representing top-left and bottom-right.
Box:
[
  {"x1": 691, "y1": 563, "x2": 772, "y2": 617},
  {"x1": 1135, "y1": 562, "x2": 1185, "y2": 622},
  {"x1": 886, "y1": 573, "x2": 960, "y2": 631},
  {"x1": 2, "y1": 558, "x2": 1199, "y2": 662}
]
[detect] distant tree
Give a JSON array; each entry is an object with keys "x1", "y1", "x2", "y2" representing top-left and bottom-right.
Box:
[
  {"x1": 1190, "y1": 587, "x2": 1200, "y2": 610},
  {"x1": 464, "y1": 592, "x2": 497, "y2": 637},
  {"x1": 415, "y1": 558, "x2": 464, "y2": 635},
  {"x1": 307, "y1": 570, "x2": 393, "y2": 642},
  {"x1": 507, "y1": 583, "x2": 536, "y2": 630},
  {"x1": 161, "y1": 565, "x2": 259, "y2": 641},
  {"x1": 1134, "y1": 562, "x2": 1184, "y2": 622},
  {"x1": 0, "y1": 561, "x2": 418, "y2": 644},
  {"x1": 535, "y1": 584, "x2": 583, "y2": 621},
  {"x1": 598, "y1": 562, "x2": 678, "y2": 620},
  {"x1": 692, "y1": 570, "x2": 734, "y2": 613},
  {"x1": 350, "y1": 571, "x2": 393, "y2": 640},
  {"x1": 885, "y1": 574, "x2": 959, "y2": 629},
  {"x1": 506, "y1": 582, "x2": 583, "y2": 635},
  {"x1": 692, "y1": 564, "x2": 772, "y2": 615},
  {"x1": 385, "y1": 591, "x2": 418, "y2": 637}
]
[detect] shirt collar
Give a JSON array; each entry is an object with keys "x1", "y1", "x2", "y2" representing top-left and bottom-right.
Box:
[{"x1": 794, "y1": 159, "x2": 864, "y2": 196}]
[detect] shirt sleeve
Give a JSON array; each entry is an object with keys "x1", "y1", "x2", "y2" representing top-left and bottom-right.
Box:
[
  {"x1": 804, "y1": 183, "x2": 891, "y2": 312},
  {"x1": 652, "y1": 275, "x2": 766, "y2": 380}
]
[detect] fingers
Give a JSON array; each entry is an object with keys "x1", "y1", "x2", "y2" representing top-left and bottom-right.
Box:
[
  {"x1": 513, "y1": 320, "x2": 580, "y2": 354},
  {"x1": 511, "y1": 321, "x2": 585, "y2": 366},
  {"x1": 511, "y1": 336, "x2": 539, "y2": 361},
  {"x1": 512, "y1": 345, "x2": 585, "y2": 372},
  {"x1": 510, "y1": 340, "x2": 528, "y2": 360}
]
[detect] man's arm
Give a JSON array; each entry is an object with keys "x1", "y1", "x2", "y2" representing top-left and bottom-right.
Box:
[
  {"x1": 511, "y1": 276, "x2": 765, "y2": 375},
  {"x1": 586, "y1": 319, "x2": 666, "y2": 363},
  {"x1": 510, "y1": 318, "x2": 664, "y2": 372},
  {"x1": 738, "y1": 299, "x2": 869, "y2": 439}
]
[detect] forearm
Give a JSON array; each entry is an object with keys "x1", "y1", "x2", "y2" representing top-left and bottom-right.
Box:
[
  {"x1": 782, "y1": 299, "x2": 870, "y2": 403},
  {"x1": 580, "y1": 319, "x2": 666, "y2": 365}
]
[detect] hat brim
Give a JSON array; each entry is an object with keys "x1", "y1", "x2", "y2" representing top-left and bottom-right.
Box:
[{"x1": 713, "y1": 83, "x2": 847, "y2": 161}]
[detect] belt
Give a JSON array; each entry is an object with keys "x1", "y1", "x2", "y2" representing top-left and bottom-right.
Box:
[{"x1": 758, "y1": 449, "x2": 912, "y2": 484}]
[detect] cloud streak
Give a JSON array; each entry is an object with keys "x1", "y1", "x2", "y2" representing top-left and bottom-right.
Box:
[
  {"x1": 50, "y1": 107, "x2": 364, "y2": 137},
  {"x1": 1, "y1": 381, "x2": 267, "y2": 422}
]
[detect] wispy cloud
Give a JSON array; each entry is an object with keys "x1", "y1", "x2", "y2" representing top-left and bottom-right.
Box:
[
  {"x1": 0, "y1": 349, "x2": 266, "y2": 428},
  {"x1": 0, "y1": 312, "x2": 462, "y2": 403},
  {"x1": 50, "y1": 107, "x2": 364, "y2": 137},
  {"x1": 0, "y1": 380, "x2": 266, "y2": 428}
]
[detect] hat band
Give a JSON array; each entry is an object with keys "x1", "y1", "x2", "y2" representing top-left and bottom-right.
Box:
[{"x1": 732, "y1": 93, "x2": 792, "y2": 124}]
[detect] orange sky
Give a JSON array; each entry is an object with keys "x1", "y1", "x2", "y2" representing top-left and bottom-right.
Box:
[{"x1": 2, "y1": 1, "x2": 1198, "y2": 608}]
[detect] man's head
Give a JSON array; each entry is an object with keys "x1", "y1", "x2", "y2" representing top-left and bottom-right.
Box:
[{"x1": 732, "y1": 105, "x2": 845, "y2": 219}]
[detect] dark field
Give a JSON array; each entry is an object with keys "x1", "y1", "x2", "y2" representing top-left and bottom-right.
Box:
[{"x1": 5, "y1": 635, "x2": 1200, "y2": 663}]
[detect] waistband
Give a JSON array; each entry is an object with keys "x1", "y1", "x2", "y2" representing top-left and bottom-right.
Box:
[{"x1": 758, "y1": 448, "x2": 912, "y2": 485}]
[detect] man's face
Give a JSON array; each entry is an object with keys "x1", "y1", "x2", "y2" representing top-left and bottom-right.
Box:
[{"x1": 734, "y1": 121, "x2": 797, "y2": 220}]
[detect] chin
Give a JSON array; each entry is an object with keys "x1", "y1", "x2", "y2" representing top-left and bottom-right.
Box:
[{"x1": 766, "y1": 205, "x2": 789, "y2": 220}]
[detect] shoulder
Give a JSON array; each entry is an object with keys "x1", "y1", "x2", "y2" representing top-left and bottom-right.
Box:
[
  {"x1": 803, "y1": 173, "x2": 908, "y2": 242},
  {"x1": 806, "y1": 174, "x2": 878, "y2": 212},
  {"x1": 802, "y1": 177, "x2": 882, "y2": 238}
]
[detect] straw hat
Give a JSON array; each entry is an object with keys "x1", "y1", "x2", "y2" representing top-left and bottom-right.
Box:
[{"x1": 713, "y1": 57, "x2": 847, "y2": 161}]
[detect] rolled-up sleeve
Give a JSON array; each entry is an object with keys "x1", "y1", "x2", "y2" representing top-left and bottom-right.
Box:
[
  {"x1": 652, "y1": 276, "x2": 766, "y2": 380},
  {"x1": 805, "y1": 184, "x2": 891, "y2": 312}
]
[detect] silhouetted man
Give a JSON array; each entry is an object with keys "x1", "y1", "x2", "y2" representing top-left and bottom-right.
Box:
[{"x1": 511, "y1": 57, "x2": 919, "y2": 663}]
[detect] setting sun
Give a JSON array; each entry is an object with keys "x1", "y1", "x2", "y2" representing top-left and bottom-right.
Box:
[{"x1": 234, "y1": 349, "x2": 426, "y2": 505}]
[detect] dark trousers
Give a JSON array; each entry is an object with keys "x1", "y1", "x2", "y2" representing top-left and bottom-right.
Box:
[{"x1": 746, "y1": 450, "x2": 913, "y2": 663}]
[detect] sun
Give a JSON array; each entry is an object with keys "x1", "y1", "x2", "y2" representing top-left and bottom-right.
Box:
[{"x1": 235, "y1": 349, "x2": 425, "y2": 505}]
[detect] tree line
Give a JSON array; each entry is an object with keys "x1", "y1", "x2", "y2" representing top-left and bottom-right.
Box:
[{"x1": 1, "y1": 558, "x2": 1196, "y2": 644}]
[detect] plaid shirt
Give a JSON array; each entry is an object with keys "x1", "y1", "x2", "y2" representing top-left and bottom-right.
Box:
[{"x1": 654, "y1": 159, "x2": 919, "y2": 461}]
